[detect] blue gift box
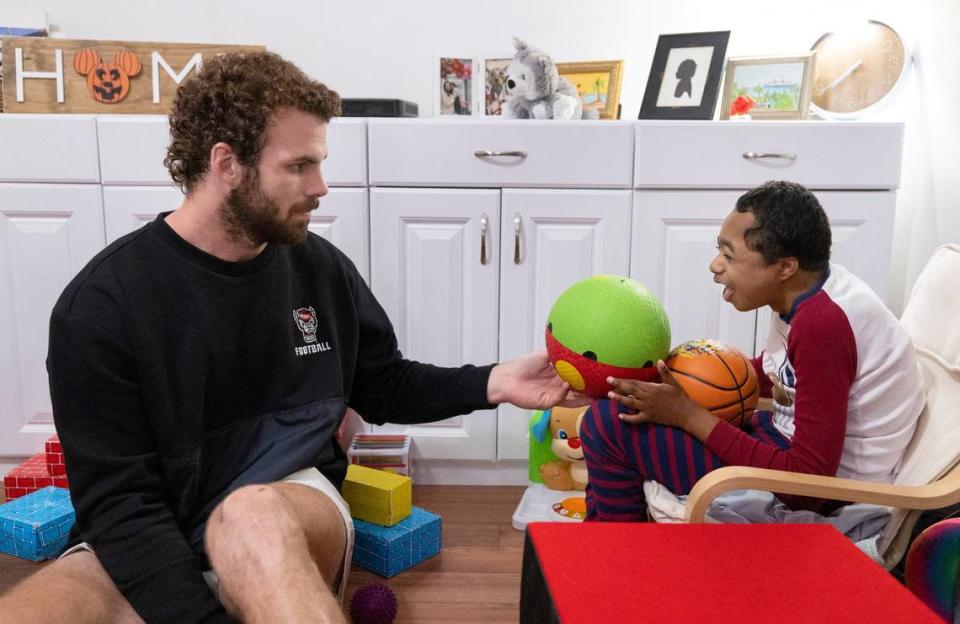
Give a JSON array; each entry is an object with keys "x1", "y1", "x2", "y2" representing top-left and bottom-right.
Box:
[
  {"x1": 353, "y1": 506, "x2": 441, "y2": 577},
  {"x1": 0, "y1": 486, "x2": 75, "y2": 561}
]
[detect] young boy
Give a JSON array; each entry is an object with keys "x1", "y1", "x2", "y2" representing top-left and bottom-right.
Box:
[{"x1": 581, "y1": 180, "x2": 924, "y2": 521}]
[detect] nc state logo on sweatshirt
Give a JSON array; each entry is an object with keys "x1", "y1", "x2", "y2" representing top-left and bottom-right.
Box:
[{"x1": 292, "y1": 307, "x2": 332, "y2": 356}]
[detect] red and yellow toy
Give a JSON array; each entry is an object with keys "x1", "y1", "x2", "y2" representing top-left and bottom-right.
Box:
[
  {"x1": 533, "y1": 406, "x2": 588, "y2": 492},
  {"x1": 546, "y1": 275, "x2": 671, "y2": 398}
]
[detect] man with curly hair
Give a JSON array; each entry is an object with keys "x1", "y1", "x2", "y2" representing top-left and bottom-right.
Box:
[{"x1": 0, "y1": 51, "x2": 585, "y2": 623}]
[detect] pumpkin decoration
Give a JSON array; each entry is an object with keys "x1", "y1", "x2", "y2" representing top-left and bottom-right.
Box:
[{"x1": 73, "y1": 48, "x2": 142, "y2": 104}]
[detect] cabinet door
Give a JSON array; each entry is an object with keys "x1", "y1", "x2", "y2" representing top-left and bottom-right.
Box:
[
  {"x1": 497, "y1": 189, "x2": 632, "y2": 460},
  {"x1": 103, "y1": 186, "x2": 184, "y2": 242},
  {"x1": 755, "y1": 190, "x2": 897, "y2": 349},
  {"x1": 103, "y1": 187, "x2": 370, "y2": 281},
  {"x1": 0, "y1": 184, "x2": 105, "y2": 454},
  {"x1": 308, "y1": 188, "x2": 369, "y2": 282},
  {"x1": 369, "y1": 188, "x2": 500, "y2": 460},
  {"x1": 631, "y1": 191, "x2": 757, "y2": 355}
]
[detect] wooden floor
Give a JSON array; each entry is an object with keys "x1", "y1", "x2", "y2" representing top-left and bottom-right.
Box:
[{"x1": 0, "y1": 485, "x2": 527, "y2": 623}]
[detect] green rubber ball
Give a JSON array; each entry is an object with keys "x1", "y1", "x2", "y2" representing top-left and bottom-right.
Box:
[{"x1": 547, "y1": 275, "x2": 671, "y2": 370}]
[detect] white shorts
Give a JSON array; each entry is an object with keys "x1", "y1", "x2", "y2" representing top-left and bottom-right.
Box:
[{"x1": 60, "y1": 467, "x2": 355, "y2": 603}]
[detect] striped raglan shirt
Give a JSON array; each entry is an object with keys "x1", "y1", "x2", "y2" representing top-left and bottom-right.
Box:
[{"x1": 707, "y1": 263, "x2": 923, "y2": 483}]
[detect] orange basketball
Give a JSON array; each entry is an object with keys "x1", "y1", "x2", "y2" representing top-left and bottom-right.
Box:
[{"x1": 665, "y1": 339, "x2": 758, "y2": 427}]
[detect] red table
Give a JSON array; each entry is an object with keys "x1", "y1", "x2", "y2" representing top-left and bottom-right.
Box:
[{"x1": 521, "y1": 523, "x2": 941, "y2": 623}]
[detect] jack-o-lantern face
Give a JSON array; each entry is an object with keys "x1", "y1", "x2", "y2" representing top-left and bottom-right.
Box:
[{"x1": 73, "y1": 48, "x2": 142, "y2": 103}]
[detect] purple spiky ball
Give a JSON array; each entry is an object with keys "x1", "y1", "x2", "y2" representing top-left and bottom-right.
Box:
[{"x1": 349, "y1": 583, "x2": 398, "y2": 624}]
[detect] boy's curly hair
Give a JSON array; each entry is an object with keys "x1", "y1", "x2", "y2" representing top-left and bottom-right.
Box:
[
  {"x1": 735, "y1": 180, "x2": 832, "y2": 272},
  {"x1": 164, "y1": 51, "x2": 341, "y2": 193}
]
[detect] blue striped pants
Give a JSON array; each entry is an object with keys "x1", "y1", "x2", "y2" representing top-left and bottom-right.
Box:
[{"x1": 580, "y1": 399, "x2": 789, "y2": 521}]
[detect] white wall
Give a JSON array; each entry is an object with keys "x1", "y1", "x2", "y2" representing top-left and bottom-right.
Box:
[{"x1": 4, "y1": 0, "x2": 959, "y2": 311}]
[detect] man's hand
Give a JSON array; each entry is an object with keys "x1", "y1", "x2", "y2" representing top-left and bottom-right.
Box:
[
  {"x1": 607, "y1": 360, "x2": 719, "y2": 441},
  {"x1": 488, "y1": 351, "x2": 591, "y2": 409}
]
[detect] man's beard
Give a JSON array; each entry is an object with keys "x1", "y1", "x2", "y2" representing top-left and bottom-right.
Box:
[{"x1": 221, "y1": 168, "x2": 318, "y2": 246}]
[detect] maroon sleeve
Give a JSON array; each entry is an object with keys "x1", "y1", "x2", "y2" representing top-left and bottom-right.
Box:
[{"x1": 705, "y1": 293, "x2": 856, "y2": 479}]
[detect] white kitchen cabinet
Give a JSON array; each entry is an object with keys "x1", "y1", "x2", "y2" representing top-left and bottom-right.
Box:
[
  {"x1": 496, "y1": 189, "x2": 631, "y2": 460},
  {"x1": 101, "y1": 186, "x2": 370, "y2": 278},
  {"x1": 0, "y1": 115, "x2": 369, "y2": 457},
  {"x1": 368, "y1": 118, "x2": 634, "y2": 188},
  {"x1": 368, "y1": 187, "x2": 631, "y2": 461},
  {"x1": 0, "y1": 115, "x2": 905, "y2": 484},
  {"x1": 367, "y1": 120, "x2": 635, "y2": 464},
  {"x1": 754, "y1": 190, "x2": 897, "y2": 351},
  {"x1": 0, "y1": 115, "x2": 100, "y2": 184},
  {"x1": 0, "y1": 115, "x2": 105, "y2": 456},
  {"x1": 96, "y1": 116, "x2": 371, "y2": 278},
  {"x1": 631, "y1": 122, "x2": 903, "y2": 357},
  {"x1": 0, "y1": 185, "x2": 105, "y2": 454},
  {"x1": 632, "y1": 122, "x2": 903, "y2": 190},
  {"x1": 305, "y1": 188, "x2": 369, "y2": 279},
  {"x1": 96, "y1": 116, "x2": 369, "y2": 188},
  {"x1": 102, "y1": 185, "x2": 184, "y2": 242},
  {"x1": 631, "y1": 190, "x2": 758, "y2": 355},
  {"x1": 368, "y1": 188, "x2": 501, "y2": 460}
]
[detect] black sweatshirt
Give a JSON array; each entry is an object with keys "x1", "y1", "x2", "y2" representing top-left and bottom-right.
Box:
[{"x1": 47, "y1": 214, "x2": 495, "y2": 623}]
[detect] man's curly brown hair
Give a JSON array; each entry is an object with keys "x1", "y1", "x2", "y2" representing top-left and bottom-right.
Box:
[{"x1": 164, "y1": 51, "x2": 341, "y2": 194}]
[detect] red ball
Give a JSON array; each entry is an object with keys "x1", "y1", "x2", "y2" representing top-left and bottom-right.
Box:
[
  {"x1": 545, "y1": 275, "x2": 671, "y2": 399},
  {"x1": 349, "y1": 583, "x2": 398, "y2": 624},
  {"x1": 665, "y1": 339, "x2": 759, "y2": 428},
  {"x1": 545, "y1": 329, "x2": 658, "y2": 397}
]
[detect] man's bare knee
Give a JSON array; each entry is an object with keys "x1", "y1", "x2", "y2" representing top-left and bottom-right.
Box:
[
  {"x1": 271, "y1": 482, "x2": 348, "y2": 588},
  {"x1": 208, "y1": 484, "x2": 293, "y2": 535},
  {"x1": 206, "y1": 485, "x2": 303, "y2": 572},
  {"x1": 205, "y1": 483, "x2": 336, "y2": 619},
  {"x1": 205, "y1": 482, "x2": 347, "y2": 592}
]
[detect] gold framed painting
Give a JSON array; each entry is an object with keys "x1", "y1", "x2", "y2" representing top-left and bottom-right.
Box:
[
  {"x1": 719, "y1": 53, "x2": 817, "y2": 120},
  {"x1": 556, "y1": 60, "x2": 624, "y2": 120}
]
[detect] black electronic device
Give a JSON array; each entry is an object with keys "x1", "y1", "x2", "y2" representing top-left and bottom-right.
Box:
[{"x1": 341, "y1": 98, "x2": 418, "y2": 118}]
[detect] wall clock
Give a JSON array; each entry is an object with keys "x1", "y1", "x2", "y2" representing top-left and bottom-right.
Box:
[{"x1": 809, "y1": 20, "x2": 910, "y2": 119}]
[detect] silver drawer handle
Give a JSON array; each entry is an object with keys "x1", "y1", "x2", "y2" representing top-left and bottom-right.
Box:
[
  {"x1": 475, "y1": 149, "x2": 528, "y2": 160},
  {"x1": 514, "y1": 213, "x2": 522, "y2": 265},
  {"x1": 480, "y1": 213, "x2": 488, "y2": 266},
  {"x1": 742, "y1": 151, "x2": 797, "y2": 161}
]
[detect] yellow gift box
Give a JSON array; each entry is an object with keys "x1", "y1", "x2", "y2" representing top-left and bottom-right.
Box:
[{"x1": 342, "y1": 464, "x2": 412, "y2": 527}]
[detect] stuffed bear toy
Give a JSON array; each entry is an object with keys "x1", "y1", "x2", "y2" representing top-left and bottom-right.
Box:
[
  {"x1": 503, "y1": 38, "x2": 596, "y2": 120},
  {"x1": 533, "y1": 406, "x2": 588, "y2": 491}
]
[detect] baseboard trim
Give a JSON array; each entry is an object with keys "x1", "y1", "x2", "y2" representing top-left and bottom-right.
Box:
[{"x1": 410, "y1": 460, "x2": 528, "y2": 485}]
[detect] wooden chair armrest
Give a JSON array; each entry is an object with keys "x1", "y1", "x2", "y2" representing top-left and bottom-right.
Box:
[{"x1": 685, "y1": 465, "x2": 960, "y2": 523}]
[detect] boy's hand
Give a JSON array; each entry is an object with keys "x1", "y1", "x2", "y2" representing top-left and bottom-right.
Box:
[{"x1": 607, "y1": 361, "x2": 719, "y2": 440}]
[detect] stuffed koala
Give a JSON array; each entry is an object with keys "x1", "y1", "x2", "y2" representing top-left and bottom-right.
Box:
[{"x1": 503, "y1": 38, "x2": 594, "y2": 120}]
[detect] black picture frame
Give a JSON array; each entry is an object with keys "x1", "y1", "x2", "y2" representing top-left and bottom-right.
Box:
[{"x1": 638, "y1": 31, "x2": 730, "y2": 120}]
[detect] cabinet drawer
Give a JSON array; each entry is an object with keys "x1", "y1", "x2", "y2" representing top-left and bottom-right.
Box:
[
  {"x1": 98, "y1": 116, "x2": 170, "y2": 185},
  {"x1": 325, "y1": 118, "x2": 367, "y2": 186},
  {"x1": 97, "y1": 116, "x2": 367, "y2": 186},
  {"x1": 634, "y1": 122, "x2": 903, "y2": 190},
  {"x1": 0, "y1": 115, "x2": 99, "y2": 182},
  {"x1": 369, "y1": 119, "x2": 634, "y2": 188}
]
